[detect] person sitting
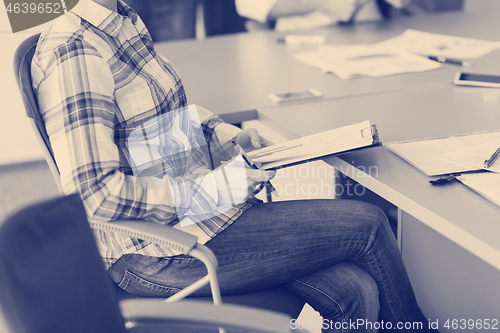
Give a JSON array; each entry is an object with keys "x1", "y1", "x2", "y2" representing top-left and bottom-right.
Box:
[
  {"x1": 31, "y1": 0, "x2": 437, "y2": 331},
  {"x1": 235, "y1": 0, "x2": 411, "y2": 31}
]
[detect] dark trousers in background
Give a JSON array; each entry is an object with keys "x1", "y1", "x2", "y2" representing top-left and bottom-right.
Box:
[
  {"x1": 123, "y1": 0, "x2": 246, "y2": 42},
  {"x1": 123, "y1": 0, "x2": 197, "y2": 41}
]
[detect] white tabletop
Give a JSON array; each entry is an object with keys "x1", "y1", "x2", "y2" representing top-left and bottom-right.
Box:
[{"x1": 155, "y1": 10, "x2": 500, "y2": 118}]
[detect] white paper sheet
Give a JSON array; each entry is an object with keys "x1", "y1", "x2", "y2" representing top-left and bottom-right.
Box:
[
  {"x1": 443, "y1": 140, "x2": 500, "y2": 173},
  {"x1": 377, "y1": 29, "x2": 500, "y2": 59},
  {"x1": 293, "y1": 44, "x2": 441, "y2": 80},
  {"x1": 458, "y1": 173, "x2": 500, "y2": 207},
  {"x1": 387, "y1": 137, "x2": 472, "y2": 176},
  {"x1": 387, "y1": 131, "x2": 500, "y2": 176}
]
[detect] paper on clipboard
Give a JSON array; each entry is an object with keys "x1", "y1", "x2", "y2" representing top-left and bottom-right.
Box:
[
  {"x1": 386, "y1": 130, "x2": 500, "y2": 176},
  {"x1": 442, "y1": 140, "x2": 500, "y2": 173},
  {"x1": 247, "y1": 120, "x2": 379, "y2": 170},
  {"x1": 386, "y1": 137, "x2": 472, "y2": 176}
]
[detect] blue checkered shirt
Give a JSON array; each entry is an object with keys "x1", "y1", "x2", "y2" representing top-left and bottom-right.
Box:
[{"x1": 32, "y1": 0, "x2": 251, "y2": 269}]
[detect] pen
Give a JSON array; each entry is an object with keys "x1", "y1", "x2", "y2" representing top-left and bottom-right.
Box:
[
  {"x1": 240, "y1": 149, "x2": 279, "y2": 197},
  {"x1": 427, "y1": 55, "x2": 471, "y2": 67},
  {"x1": 250, "y1": 144, "x2": 303, "y2": 159},
  {"x1": 484, "y1": 148, "x2": 500, "y2": 168}
]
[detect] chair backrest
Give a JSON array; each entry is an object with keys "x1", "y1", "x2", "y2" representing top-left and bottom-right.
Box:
[
  {"x1": 0, "y1": 195, "x2": 127, "y2": 333},
  {"x1": 14, "y1": 33, "x2": 63, "y2": 193}
]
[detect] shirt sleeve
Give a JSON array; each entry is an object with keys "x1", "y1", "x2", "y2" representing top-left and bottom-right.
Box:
[
  {"x1": 235, "y1": 0, "x2": 279, "y2": 23},
  {"x1": 192, "y1": 105, "x2": 242, "y2": 145},
  {"x1": 33, "y1": 39, "x2": 219, "y2": 224}
]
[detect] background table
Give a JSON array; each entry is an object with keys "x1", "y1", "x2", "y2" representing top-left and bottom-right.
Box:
[{"x1": 156, "y1": 10, "x2": 500, "y2": 119}]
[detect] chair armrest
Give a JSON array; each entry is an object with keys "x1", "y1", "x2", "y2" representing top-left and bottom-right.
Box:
[
  {"x1": 89, "y1": 220, "x2": 222, "y2": 304},
  {"x1": 119, "y1": 299, "x2": 291, "y2": 333},
  {"x1": 89, "y1": 220, "x2": 198, "y2": 255}
]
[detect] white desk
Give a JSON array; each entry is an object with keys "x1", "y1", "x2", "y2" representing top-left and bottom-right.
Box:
[{"x1": 257, "y1": 85, "x2": 500, "y2": 327}]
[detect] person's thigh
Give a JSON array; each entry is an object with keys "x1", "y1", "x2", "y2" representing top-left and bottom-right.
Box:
[{"x1": 108, "y1": 199, "x2": 389, "y2": 297}]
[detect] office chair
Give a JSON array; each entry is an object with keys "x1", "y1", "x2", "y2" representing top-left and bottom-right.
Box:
[
  {"x1": 14, "y1": 33, "x2": 305, "y2": 318},
  {"x1": 0, "y1": 194, "x2": 292, "y2": 333}
]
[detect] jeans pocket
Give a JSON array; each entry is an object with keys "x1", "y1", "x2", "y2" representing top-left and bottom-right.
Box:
[{"x1": 119, "y1": 269, "x2": 182, "y2": 297}]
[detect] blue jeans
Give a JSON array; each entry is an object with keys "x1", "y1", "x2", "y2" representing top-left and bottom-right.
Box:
[{"x1": 108, "y1": 199, "x2": 436, "y2": 332}]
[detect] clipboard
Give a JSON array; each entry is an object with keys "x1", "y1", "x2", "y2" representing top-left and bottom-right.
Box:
[
  {"x1": 247, "y1": 120, "x2": 381, "y2": 170},
  {"x1": 386, "y1": 129, "x2": 500, "y2": 176}
]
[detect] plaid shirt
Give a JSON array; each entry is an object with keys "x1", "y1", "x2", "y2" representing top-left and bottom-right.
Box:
[{"x1": 32, "y1": 0, "x2": 251, "y2": 269}]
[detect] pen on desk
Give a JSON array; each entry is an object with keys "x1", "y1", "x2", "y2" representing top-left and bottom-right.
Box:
[
  {"x1": 427, "y1": 55, "x2": 471, "y2": 67},
  {"x1": 484, "y1": 148, "x2": 500, "y2": 168}
]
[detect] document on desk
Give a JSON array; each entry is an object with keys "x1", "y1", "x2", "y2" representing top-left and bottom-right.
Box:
[
  {"x1": 387, "y1": 130, "x2": 500, "y2": 176},
  {"x1": 443, "y1": 140, "x2": 500, "y2": 174},
  {"x1": 458, "y1": 173, "x2": 500, "y2": 207},
  {"x1": 377, "y1": 29, "x2": 500, "y2": 59},
  {"x1": 387, "y1": 137, "x2": 472, "y2": 176},
  {"x1": 293, "y1": 44, "x2": 441, "y2": 80},
  {"x1": 247, "y1": 120, "x2": 380, "y2": 170}
]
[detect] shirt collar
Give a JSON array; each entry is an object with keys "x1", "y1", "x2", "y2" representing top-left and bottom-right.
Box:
[{"x1": 71, "y1": 0, "x2": 138, "y2": 37}]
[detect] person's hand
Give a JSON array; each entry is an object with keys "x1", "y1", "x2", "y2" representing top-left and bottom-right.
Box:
[
  {"x1": 244, "y1": 163, "x2": 277, "y2": 198},
  {"x1": 234, "y1": 128, "x2": 273, "y2": 151},
  {"x1": 213, "y1": 155, "x2": 276, "y2": 206}
]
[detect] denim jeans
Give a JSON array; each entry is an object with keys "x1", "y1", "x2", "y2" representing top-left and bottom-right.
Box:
[{"x1": 108, "y1": 199, "x2": 436, "y2": 332}]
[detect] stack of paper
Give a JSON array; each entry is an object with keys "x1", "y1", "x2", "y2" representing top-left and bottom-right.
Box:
[
  {"x1": 443, "y1": 140, "x2": 500, "y2": 173},
  {"x1": 386, "y1": 130, "x2": 500, "y2": 176},
  {"x1": 293, "y1": 44, "x2": 441, "y2": 79},
  {"x1": 293, "y1": 29, "x2": 500, "y2": 80},
  {"x1": 387, "y1": 131, "x2": 500, "y2": 207},
  {"x1": 376, "y1": 29, "x2": 500, "y2": 60}
]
